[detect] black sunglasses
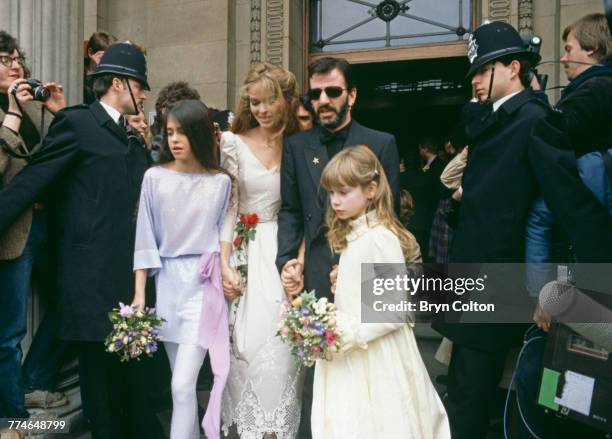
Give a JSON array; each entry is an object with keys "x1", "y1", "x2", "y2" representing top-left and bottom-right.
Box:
[{"x1": 308, "y1": 86, "x2": 347, "y2": 100}]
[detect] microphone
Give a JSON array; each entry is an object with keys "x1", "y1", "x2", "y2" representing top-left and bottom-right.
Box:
[{"x1": 538, "y1": 280, "x2": 612, "y2": 324}]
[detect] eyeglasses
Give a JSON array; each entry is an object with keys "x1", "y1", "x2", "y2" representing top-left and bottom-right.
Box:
[
  {"x1": 308, "y1": 86, "x2": 347, "y2": 100},
  {"x1": 297, "y1": 115, "x2": 312, "y2": 121},
  {"x1": 0, "y1": 55, "x2": 25, "y2": 68}
]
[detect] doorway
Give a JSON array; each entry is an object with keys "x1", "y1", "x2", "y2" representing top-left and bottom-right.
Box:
[{"x1": 351, "y1": 56, "x2": 471, "y2": 163}]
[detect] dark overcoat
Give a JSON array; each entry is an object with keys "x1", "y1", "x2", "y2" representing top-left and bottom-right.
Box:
[
  {"x1": 276, "y1": 121, "x2": 400, "y2": 301},
  {"x1": 0, "y1": 101, "x2": 149, "y2": 341},
  {"x1": 434, "y1": 89, "x2": 612, "y2": 351}
]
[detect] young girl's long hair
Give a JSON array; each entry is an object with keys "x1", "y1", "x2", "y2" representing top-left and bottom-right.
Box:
[
  {"x1": 230, "y1": 62, "x2": 299, "y2": 139},
  {"x1": 159, "y1": 99, "x2": 227, "y2": 176},
  {"x1": 321, "y1": 146, "x2": 418, "y2": 258}
]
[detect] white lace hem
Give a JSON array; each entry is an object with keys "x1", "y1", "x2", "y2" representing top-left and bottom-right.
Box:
[{"x1": 222, "y1": 374, "x2": 302, "y2": 439}]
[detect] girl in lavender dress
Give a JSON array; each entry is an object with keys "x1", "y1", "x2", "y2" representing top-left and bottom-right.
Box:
[
  {"x1": 131, "y1": 100, "x2": 231, "y2": 439},
  {"x1": 220, "y1": 63, "x2": 302, "y2": 438}
]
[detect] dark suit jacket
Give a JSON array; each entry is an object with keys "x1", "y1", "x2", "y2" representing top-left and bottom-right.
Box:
[
  {"x1": 0, "y1": 101, "x2": 149, "y2": 341},
  {"x1": 276, "y1": 121, "x2": 400, "y2": 300}
]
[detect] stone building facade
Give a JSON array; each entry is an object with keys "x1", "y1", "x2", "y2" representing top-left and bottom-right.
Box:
[{"x1": 1, "y1": 0, "x2": 606, "y2": 115}]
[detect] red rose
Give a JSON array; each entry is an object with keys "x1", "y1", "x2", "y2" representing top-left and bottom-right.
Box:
[
  {"x1": 249, "y1": 213, "x2": 259, "y2": 226},
  {"x1": 311, "y1": 345, "x2": 321, "y2": 353},
  {"x1": 239, "y1": 214, "x2": 248, "y2": 225},
  {"x1": 324, "y1": 330, "x2": 337, "y2": 345},
  {"x1": 233, "y1": 236, "x2": 242, "y2": 247}
]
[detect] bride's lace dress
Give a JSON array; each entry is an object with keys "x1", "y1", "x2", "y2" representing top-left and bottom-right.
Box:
[{"x1": 220, "y1": 132, "x2": 302, "y2": 438}]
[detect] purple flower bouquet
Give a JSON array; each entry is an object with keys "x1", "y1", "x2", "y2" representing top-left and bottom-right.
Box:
[
  {"x1": 104, "y1": 302, "x2": 166, "y2": 362},
  {"x1": 276, "y1": 290, "x2": 342, "y2": 367}
]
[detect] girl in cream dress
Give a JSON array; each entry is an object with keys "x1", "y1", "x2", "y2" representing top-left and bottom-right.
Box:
[{"x1": 313, "y1": 146, "x2": 450, "y2": 439}]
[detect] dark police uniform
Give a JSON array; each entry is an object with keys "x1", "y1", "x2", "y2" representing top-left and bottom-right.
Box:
[{"x1": 0, "y1": 44, "x2": 164, "y2": 439}]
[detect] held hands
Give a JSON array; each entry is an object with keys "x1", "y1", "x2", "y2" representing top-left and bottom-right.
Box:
[
  {"x1": 533, "y1": 304, "x2": 551, "y2": 332},
  {"x1": 281, "y1": 259, "x2": 304, "y2": 297},
  {"x1": 221, "y1": 263, "x2": 241, "y2": 301}
]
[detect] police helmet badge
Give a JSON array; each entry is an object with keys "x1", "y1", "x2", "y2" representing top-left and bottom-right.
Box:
[{"x1": 467, "y1": 34, "x2": 479, "y2": 64}]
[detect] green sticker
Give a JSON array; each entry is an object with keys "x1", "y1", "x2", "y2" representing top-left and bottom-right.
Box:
[{"x1": 538, "y1": 367, "x2": 560, "y2": 410}]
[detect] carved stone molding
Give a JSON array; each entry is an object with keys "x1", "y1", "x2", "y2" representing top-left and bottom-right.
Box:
[
  {"x1": 250, "y1": 0, "x2": 261, "y2": 63},
  {"x1": 0, "y1": 0, "x2": 83, "y2": 105},
  {"x1": 518, "y1": 0, "x2": 534, "y2": 35},
  {"x1": 488, "y1": 0, "x2": 511, "y2": 23},
  {"x1": 265, "y1": 0, "x2": 284, "y2": 65}
]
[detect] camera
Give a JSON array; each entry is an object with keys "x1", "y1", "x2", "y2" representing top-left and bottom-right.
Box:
[
  {"x1": 25, "y1": 79, "x2": 51, "y2": 102},
  {"x1": 522, "y1": 35, "x2": 549, "y2": 90}
]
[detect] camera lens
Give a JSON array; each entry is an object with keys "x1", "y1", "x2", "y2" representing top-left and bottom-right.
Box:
[
  {"x1": 25, "y1": 79, "x2": 50, "y2": 102},
  {"x1": 34, "y1": 86, "x2": 51, "y2": 101}
]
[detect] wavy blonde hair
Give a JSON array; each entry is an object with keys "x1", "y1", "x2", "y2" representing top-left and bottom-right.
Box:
[
  {"x1": 321, "y1": 146, "x2": 419, "y2": 259},
  {"x1": 230, "y1": 62, "x2": 299, "y2": 139}
]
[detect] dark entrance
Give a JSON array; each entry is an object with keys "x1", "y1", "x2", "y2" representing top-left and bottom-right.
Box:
[{"x1": 351, "y1": 56, "x2": 471, "y2": 163}]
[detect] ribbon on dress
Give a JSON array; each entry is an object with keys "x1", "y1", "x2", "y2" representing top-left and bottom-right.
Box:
[{"x1": 198, "y1": 251, "x2": 230, "y2": 439}]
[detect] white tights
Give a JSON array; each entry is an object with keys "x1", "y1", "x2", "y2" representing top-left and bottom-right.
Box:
[{"x1": 164, "y1": 342, "x2": 207, "y2": 439}]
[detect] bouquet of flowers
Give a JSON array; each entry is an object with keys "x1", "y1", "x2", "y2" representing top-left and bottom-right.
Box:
[
  {"x1": 233, "y1": 213, "x2": 259, "y2": 291},
  {"x1": 276, "y1": 290, "x2": 343, "y2": 367},
  {"x1": 104, "y1": 302, "x2": 166, "y2": 362}
]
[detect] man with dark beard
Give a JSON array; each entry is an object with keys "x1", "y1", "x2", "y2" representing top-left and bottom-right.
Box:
[{"x1": 276, "y1": 56, "x2": 400, "y2": 439}]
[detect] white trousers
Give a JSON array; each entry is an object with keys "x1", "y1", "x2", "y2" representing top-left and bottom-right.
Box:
[{"x1": 164, "y1": 342, "x2": 207, "y2": 439}]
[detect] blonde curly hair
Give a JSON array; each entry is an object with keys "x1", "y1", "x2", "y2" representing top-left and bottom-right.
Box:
[
  {"x1": 230, "y1": 62, "x2": 299, "y2": 139},
  {"x1": 320, "y1": 146, "x2": 420, "y2": 260}
]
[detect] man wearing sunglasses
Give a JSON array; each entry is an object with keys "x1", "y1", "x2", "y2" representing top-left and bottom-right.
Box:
[{"x1": 276, "y1": 56, "x2": 400, "y2": 439}]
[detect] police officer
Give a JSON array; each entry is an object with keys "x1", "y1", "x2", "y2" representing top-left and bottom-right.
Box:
[
  {"x1": 433, "y1": 21, "x2": 612, "y2": 439},
  {"x1": 0, "y1": 43, "x2": 164, "y2": 439}
]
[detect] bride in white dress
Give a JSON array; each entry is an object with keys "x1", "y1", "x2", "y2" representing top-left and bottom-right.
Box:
[{"x1": 220, "y1": 62, "x2": 302, "y2": 438}]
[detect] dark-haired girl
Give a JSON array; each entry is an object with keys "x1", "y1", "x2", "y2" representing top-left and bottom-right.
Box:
[{"x1": 131, "y1": 99, "x2": 231, "y2": 439}]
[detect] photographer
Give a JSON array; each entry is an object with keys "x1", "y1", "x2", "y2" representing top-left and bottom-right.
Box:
[
  {"x1": 527, "y1": 12, "x2": 612, "y2": 330},
  {"x1": 515, "y1": 13, "x2": 612, "y2": 438},
  {"x1": 0, "y1": 30, "x2": 65, "y2": 420}
]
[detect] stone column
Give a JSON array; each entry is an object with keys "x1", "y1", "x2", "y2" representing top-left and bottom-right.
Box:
[
  {"x1": 518, "y1": 0, "x2": 534, "y2": 35},
  {"x1": 482, "y1": 0, "x2": 512, "y2": 24},
  {"x1": 247, "y1": 0, "x2": 305, "y2": 88},
  {"x1": 0, "y1": 0, "x2": 84, "y2": 106}
]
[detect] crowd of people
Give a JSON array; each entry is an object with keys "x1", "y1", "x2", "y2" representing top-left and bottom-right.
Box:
[{"x1": 0, "y1": 11, "x2": 611, "y2": 439}]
